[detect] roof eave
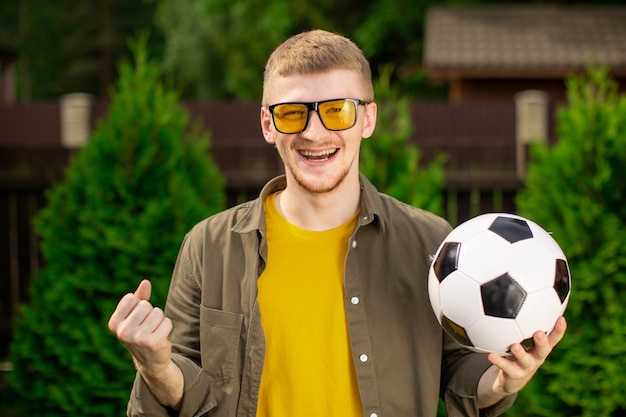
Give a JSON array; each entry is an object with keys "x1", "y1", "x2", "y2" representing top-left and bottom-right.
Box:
[{"x1": 426, "y1": 65, "x2": 626, "y2": 81}]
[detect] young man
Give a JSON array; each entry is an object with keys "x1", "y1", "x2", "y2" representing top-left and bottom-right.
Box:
[{"x1": 108, "y1": 30, "x2": 566, "y2": 417}]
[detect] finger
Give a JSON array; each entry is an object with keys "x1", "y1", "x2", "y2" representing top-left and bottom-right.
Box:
[
  {"x1": 152, "y1": 316, "x2": 173, "y2": 341},
  {"x1": 124, "y1": 299, "x2": 154, "y2": 326},
  {"x1": 488, "y1": 342, "x2": 532, "y2": 373},
  {"x1": 140, "y1": 307, "x2": 168, "y2": 333},
  {"x1": 547, "y1": 316, "x2": 567, "y2": 347},
  {"x1": 134, "y1": 279, "x2": 152, "y2": 301},
  {"x1": 108, "y1": 292, "x2": 142, "y2": 332},
  {"x1": 133, "y1": 316, "x2": 173, "y2": 353},
  {"x1": 531, "y1": 329, "x2": 553, "y2": 359},
  {"x1": 487, "y1": 352, "x2": 530, "y2": 386},
  {"x1": 508, "y1": 328, "x2": 554, "y2": 371},
  {"x1": 487, "y1": 351, "x2": 512, "y2": 369},
  {"x1": 114, "y1": 300, "x2": 156, "y2": 343},
  {"x1": 509, "y1": 342, "x2": 536, "y2": 369},
  {"x1": 108, "y1": 280, "x2": 153, "y2": 331}
]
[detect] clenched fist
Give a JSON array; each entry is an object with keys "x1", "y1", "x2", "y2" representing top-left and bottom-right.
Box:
[{"x1": 108, "y1": 280, "x2": 183, "y2": 409}]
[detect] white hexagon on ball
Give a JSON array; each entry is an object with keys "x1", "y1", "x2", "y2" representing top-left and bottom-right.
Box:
[
  {"x1": 458, "y1": 231, "x2": 511, "y2": 285},
  {"x1": 515, "y1": 287, "x2": 565, "y2": 337},
  {"x1": 439, "y1": 270, "x2": 483, "y2": 327}
]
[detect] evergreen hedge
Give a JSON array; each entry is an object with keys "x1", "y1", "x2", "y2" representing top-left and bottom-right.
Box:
[
  {"x1": 9, "y1": 38, "x2": 225, "y2": 416},
  {"x1": 515, "y1": 69, "x2": 626, "y2": 417}
]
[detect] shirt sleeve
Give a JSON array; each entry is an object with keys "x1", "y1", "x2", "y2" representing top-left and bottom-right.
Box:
[
  {"x1": 127, "y1": 232, "x2": 217, "y2": 417},
  {"x1": 127, "y1": 354, "x2": 217, "y2": 417},
  {"x1": 441, "y1": 333, "x2": 517, "y2": 417}
]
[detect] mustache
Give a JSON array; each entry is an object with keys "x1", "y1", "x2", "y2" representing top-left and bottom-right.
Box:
[{"x1": 290, "y1": 138, "x2": 342, "y2": 150}]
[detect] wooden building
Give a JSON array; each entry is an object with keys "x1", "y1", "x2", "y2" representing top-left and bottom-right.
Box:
[{"x1": 424, "y1": 5, "x2": 626, "y2": 103}]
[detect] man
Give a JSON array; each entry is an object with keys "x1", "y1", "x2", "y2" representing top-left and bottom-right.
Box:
[{"x1": 108, "y1": 30, "x2": 567, "y2": 417}]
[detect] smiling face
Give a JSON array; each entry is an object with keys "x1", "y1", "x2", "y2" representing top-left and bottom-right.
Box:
[{"x1": 261, "y1": 69, "x2": 377, "y2": 195}]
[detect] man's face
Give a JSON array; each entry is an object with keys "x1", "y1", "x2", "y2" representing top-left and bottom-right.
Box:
[{"x1": 261, "y1": 69, "x2": 377, "y2": 194}]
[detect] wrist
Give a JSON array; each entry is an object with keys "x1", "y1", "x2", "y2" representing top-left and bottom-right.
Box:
[
  {"x1": 136, "y1": 359, "x2": 184, "y2": 411},
  {"x1": 478, "y1": 365, "x2": 509, "y2": 409},
  {"x1": 134, "y1": 357, "x2": 173, "y2": 380},
  {"x1": 491, "y1": 375, "x2": 507, "y2": 397}
]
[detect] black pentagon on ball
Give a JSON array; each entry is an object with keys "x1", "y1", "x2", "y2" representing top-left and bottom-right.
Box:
[
  {"x1": 441, "y1": 315, "x2": 474, "y2": 348},
  {"x1": 481, "y1": 273, "x2": 527, "y2": 318},
  {"x1": 554, "y1": 259, "x2": 571, "y2": 303},
  {"x1": 433, "y1": 242, "x2": 461, "y2": 282},
  {"x1": 520, "y1": 337, "x2": 535, "y2": 351},
  {"x1": 488, "y1": 216, "x2": 534, "y2": 243}
]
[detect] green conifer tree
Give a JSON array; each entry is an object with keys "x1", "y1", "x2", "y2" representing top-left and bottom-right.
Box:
[
  {"x1": 9, "y1": 37, "x2": 225, "y2": 416},
  {"x1": 515, "y1": 69, "x2": 626, "y2": 417},
  {"x1": 361, "y1": 65, "x2": 446, "y2": 215}
]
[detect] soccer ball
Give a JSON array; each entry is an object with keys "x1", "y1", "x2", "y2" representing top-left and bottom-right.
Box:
[{"x1": 428, "y1": 213, "x2": 571, "y2": 356}]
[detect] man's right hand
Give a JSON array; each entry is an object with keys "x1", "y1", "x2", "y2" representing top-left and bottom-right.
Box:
[
  {"x1": 108, "y1": 279, "x2": 173, "y2": 374},
  {"x1": 108, "y1": 280, "x2": 183, "y2": 410}
]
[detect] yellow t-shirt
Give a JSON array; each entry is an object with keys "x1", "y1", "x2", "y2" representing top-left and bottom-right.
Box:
[{"x1": 256, "y1": 193, "x2": 362, "y2": 416}]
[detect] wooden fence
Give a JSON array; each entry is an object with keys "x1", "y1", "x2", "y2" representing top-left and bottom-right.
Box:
[{"x1": 0, "y1": 99, "x2": 555, "y2": 358}]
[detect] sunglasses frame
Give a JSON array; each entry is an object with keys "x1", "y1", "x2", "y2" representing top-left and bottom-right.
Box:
[{"x1": 268, "y1": 98, "x2": 368, "y2": 134}]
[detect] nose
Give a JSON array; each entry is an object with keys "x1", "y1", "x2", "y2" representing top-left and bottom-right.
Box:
[{"x1": 302, "y1": 110, "x2": 327, "y2": 136}]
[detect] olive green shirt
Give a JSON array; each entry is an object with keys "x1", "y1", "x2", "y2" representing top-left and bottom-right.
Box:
[{"x1": 127, "y1": 174, "x2": 515, "y2": 417}]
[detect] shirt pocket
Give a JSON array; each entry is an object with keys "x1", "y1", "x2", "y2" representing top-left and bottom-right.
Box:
[{"x1": 199, "y1": 305, "x2": 244, "y2": 381}]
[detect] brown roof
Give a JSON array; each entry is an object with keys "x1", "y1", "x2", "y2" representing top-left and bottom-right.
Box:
[{"x1": 424, "y1": 5, "x2": 626, "y2": 79}]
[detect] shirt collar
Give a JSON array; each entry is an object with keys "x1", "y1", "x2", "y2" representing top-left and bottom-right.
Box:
[
  {"x1": 232, "y1": 174, "x2": 385, "y2": 234},
  {"x1": 357, "y1": 173, "x2": 385, "y2": 233}
]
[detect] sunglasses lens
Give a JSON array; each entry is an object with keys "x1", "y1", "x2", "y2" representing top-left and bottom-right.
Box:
[
  {"x1": 272, "y1": 103, "x2": 308, "y2": 133},
  {"x1": 319, "y1": 100, "x2": 357, "y2": 131}
]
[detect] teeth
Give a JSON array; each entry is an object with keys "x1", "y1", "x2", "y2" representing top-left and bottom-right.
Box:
[
  {"x1": 300, "y1": 148, "x2": 338, "y2": 161},
  {"x1": 300, "y1": 149, "x2": 336, "y2": 157}
]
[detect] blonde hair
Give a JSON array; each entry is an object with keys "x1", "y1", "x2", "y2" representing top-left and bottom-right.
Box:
[{"x1": 262, "y1": 30, "x2": 374, "y2": 105}]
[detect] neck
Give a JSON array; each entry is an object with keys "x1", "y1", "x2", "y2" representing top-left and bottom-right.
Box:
[{"x1": 276, "y1": 173, "x2": 361, "y2": 231}]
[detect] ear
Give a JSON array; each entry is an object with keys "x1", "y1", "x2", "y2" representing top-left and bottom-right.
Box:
[
  {"x1": 361, "y1": 101, "x2": 377, "y2": 139},
  {"x1": 260, "y1": 106, "x2": 275, "y2": 144}
]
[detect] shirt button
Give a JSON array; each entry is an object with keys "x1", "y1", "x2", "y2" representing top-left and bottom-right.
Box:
[
  {"x1": 350, "y1": 296, "x2": 360, "y2": 305},
  {"x1": 351, "y1": 240, "x2": 357, "y2": 249},
  {"x1": 359, "y1": 354, "x2": 368, "y2": 362}
]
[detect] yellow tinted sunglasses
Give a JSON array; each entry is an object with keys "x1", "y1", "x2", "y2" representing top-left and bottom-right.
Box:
[{"x1": 268, "y1": 98, "x2": 368, "y2": 134}]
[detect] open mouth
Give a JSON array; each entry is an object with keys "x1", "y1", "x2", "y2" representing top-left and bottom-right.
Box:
[{"x1": 299, "y1": 148, "x2": 339, "y2": 162}]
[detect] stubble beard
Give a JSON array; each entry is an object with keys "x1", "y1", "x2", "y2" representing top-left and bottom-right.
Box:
[
  {"x1": 290, "y1": 164, "x2": 351, "y2": 195},
  {"x1": 285, "y1": 138, "x2": 352, "y2": 194}
]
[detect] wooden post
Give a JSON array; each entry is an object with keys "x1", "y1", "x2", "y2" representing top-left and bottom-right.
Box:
[
  {"x1": 60, "y1": 93, "x2": 94, "y2": 148},
  {"x1": 515, "y1": 90, "x2": 549, "y2": 179}
]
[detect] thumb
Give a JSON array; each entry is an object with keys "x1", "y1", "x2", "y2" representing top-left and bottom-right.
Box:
[{"x1": 134, "y1": 279, "x2": 152, "y2": 301}]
